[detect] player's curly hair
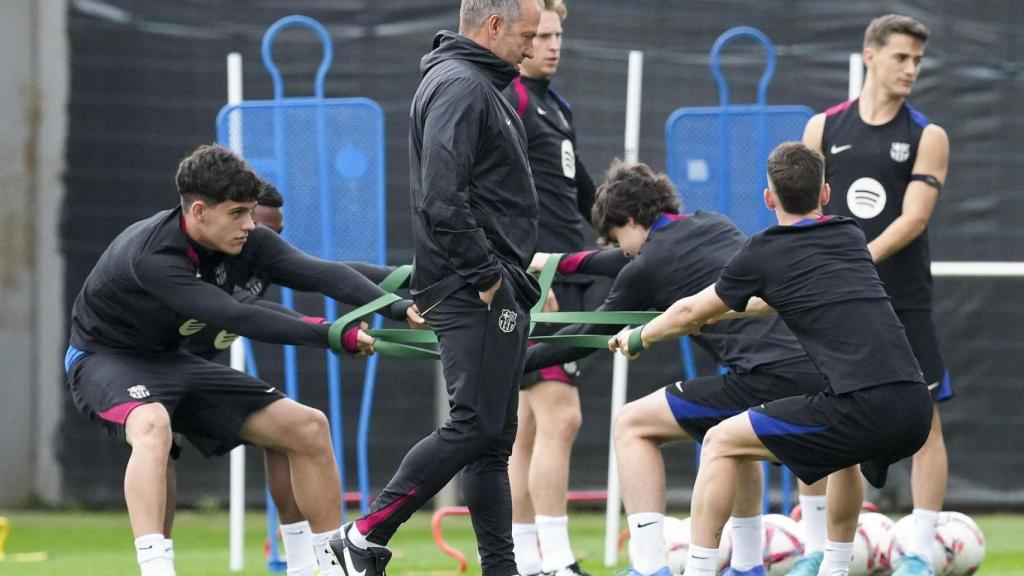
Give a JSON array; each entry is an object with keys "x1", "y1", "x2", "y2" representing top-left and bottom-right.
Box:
[
  {"x1": 176, "y1": 144, "x2": 262, "y2": 207},
  {"x1": 591, "y1": 160, "x2": 681, "y2": 244}
]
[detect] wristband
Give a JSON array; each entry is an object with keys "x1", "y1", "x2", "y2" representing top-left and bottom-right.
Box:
[{"x1": 628, "y1": 324, "x2": 646, "y2": 355}]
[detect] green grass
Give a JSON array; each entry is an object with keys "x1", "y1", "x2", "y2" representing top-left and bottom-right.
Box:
[{"x1": 0, "y1": 510, "x2": 1021, "y2": 575}]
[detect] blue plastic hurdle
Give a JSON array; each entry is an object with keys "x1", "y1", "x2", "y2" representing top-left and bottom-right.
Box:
[{"x1": 216, "y1": 15, "x2": 388, "y2": 571}]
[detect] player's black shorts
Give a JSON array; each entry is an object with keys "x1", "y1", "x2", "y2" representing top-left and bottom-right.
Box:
[
  {"x1": 665, "y1": 359, "x2": 825, "y2": 443},
  {"x1": 65, "y1": 345, "x2": 286, "y2": 457},
  {"x1": 749, "y1": 381, "x2": 932, "y2": 487},
  {"x1": 896, "y1": 308, "x2": 952, "y2": 402},
  {"x1": 524, "y1": 277, "x2": 610, "y2": 389}
]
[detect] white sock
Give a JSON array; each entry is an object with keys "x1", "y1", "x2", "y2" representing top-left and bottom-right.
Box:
[
  {"x1": 627, "y1": 513, "x2": 666, "y2": 575},
  {"x1": 312, "y1": 529, "x2": 344, "y2": 576},
  {"x1": 822, "y1": 539, "x2": 854, "y2": 576},
  {"x1": 799, "y1": 495, "x2": 828, "y2": 554},
  {"x1": 512, "y1": 523, "x2": 544, "y2": 575},
  {"x1": 136, "y1": 533, "x2": 174, "y2": 576},
  {"x1": 163, "y1": 538, "x2": 176, "y2": 576},
  {"x1": 729, "y1": 515, "x2": 763, "y2": 571},
  {"x1": 537, "y1": 515, "x2": 575, "y2": 572},
  {"x1": 683, "y1": 543, "x2": 719, "y2": 576},
  {"x1": 345, "y1": 522, "x2": 372, "y2": 550},
  {"x1": 909, "y1": 508, "x2": 940, "y2": 562},
  {"x1": 281, "y1": 520, "x2": 317, "y2": 576}
]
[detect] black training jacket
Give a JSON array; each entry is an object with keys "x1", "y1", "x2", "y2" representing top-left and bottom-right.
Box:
[
  {"x1": 409, "y1": 31, "x2": 540, "y2": 310},
  {"x1": 70, "y1": 207, "x2": 410, "y2": 354}
]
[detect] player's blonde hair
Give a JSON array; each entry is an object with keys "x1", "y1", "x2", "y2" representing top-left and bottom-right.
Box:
[
  {"x1": 543, "y1": 0, "x2": 567, "y2": 20},
  {"x1": 864, "y1": 14, "x2": 929, "y2": 49}
]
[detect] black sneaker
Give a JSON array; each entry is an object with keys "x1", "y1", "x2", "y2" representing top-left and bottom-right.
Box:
[
  {"x1": 550, "y1": 562, "x2": 590, "y2": 576},
  {"x1": 327, "y1": 524, "x2": 392, "y2": 576}
]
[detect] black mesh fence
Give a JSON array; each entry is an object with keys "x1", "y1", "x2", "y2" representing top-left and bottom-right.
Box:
[{"x1": 61, "y1": 0, "x2": 1024, "y2": 510}]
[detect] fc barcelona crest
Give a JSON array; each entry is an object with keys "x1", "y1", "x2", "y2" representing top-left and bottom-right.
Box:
[
  {"x1": 890, "y1": 142, "x2": 910, "y2": 163},
  {"x1": 498, "y1": 309, "x2": 518, "y2": 333}
]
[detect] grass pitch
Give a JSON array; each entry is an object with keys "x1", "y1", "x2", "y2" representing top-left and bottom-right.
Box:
[{"x1": 0, "y1": 510, "x2": 1021, "y2": 575}]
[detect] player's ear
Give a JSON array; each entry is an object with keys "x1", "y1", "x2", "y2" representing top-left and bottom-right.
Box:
[
  {"x1": 189, "y1": 199, "x2": 208, "y2": 223},
  {"x1": 821, "y1": 183, "x2": 831, "y2": 208},
  {"x1": 862, "y1": 45, "x2": 875, "y2": 68},
  {"x1": 763, "y1": 188, "x2": 775, "y2": 211},
  {"x1": 486, "y1": 13, "x2": 502, "y2": 39}
]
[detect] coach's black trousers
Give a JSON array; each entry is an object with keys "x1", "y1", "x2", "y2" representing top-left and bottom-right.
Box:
[{"x1": 356, "y1": 272, "x2": 529, "y2": 576}]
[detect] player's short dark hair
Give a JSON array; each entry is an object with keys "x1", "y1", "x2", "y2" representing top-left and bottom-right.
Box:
[
  {"x1": 592, "y1": 160, "x2": 681, "y2": 244},
  {"x1": 766, "y1": 142, "x2": 825, "y2": 215},
  {"x1": 257, "y1": 182, "x2": 284, "y2": 208},
  {"x1": 175, "y1": 144, "x2": 262, "y2": 206},
  {"x1": 864, "y1": 14, "x2": 929, "y2": 49}
]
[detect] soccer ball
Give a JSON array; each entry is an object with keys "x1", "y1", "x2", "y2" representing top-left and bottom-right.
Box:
[
  {"x1": 937, "y1": 512, "x2": 985, "y2": 575},
  {"x1": 850, "y1": 512, "x2": 895, "y2": 576},
  {"x1": 659, "y1": 517, "x2": 731, "y2": 575},
  {"x1": 762, "y1": 514, "x2": 804, "y2": 575},
  {"x1": 662, "y1": 516, "x2": 691, "y2": 575},
  {"x1": 879, "y1": 514, "x2": 954, "y2": 575}
]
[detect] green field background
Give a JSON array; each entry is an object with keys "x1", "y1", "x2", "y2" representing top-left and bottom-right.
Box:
[{"x1": 1, "y1": 511, "x2": 1022, "y2": 575}]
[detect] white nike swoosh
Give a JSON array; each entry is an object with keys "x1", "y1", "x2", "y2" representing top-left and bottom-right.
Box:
[
  {"x1": 265, "y1": 387, "x2": 277, "y2": 393},
  {"x1": 537, "y1": 107, "x2": 547, "y2": 115},
  {"x1": 344, "y1": 546, "x2": 367, "y2": 576},
  {"x1": 674, "y1": 381, "x2": 684, "y2": 393},
  {"x1": 831, "y1": 144, "x2": 853, "y2": 154},
  {"x1": 927, "y1": 381, "x2": 939, "y2": 390},
  {"x1": 506, "y1": 118, "x2": 512, "y2": 126}
]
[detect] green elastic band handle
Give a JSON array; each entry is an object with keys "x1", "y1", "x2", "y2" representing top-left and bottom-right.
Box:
[
  {"x1": 530, "y1": 253, "x2": 563, "y2": 317},
  {"x1": 363, "y1": 329, "x2": 438, "y2": 344},
  {"x1": 532, "y1": 311, "x2": 661, "y2": 325},
  {"x1": 379, "y1": 265, "x2": 413, "y2": 293},
  {"x1": 628, "y1": 324, "x2": 646, "y2": 355},
  {"x1": 328, "y1": 292, "x2": 440, "y2": 360},
  {"x1": 328, "y1": 293, "x2": 401, "y2": 353},
  {"x1": 529, "y1": 334, "x2": 616, "y2": 349}
]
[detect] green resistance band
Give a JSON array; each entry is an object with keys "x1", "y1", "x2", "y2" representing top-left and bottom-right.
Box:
[
  {"x1": 378, "y1": 265, "x2": 413, "y2": 293},
  {"x1": 328, "y1": 292, "x2": 440, "y2": 359}
]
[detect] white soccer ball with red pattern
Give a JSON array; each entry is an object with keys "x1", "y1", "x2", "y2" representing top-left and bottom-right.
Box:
[
  {"x1": 850, "y1": 512, "x2": 895, "y2": 576},
  {"x1": 937, "y1": 512, "x2": 985, "y2": 575},
  {"x1": 662, "y1": 516, "x2": 690, "y2": 575},
  {"x1": 762, "y1": 514, "x2": 804, "y2": 575},
  {"x1": 879, "y1": 514, "x2": 954, "y2": 575}
]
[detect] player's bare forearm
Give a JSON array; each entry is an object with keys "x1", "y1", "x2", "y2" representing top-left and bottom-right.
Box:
[
  {"x1": 640, "y1": 285, "x2": 731, "y2": 347},
  {"x1": 868, "y1": 212, "x2": 929, "y2": 263},
  {"x1": 711, "y1": 297, "x2": 774, "y2": 320},
  {"x1": 640, "y1": 297, "x2": 706, "y2": 347}
]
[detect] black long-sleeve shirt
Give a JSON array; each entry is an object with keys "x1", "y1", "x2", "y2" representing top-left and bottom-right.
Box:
[
  {"x1": 70, "y1": 207, "x2": 409, "y2": 354},
  {"x1": 524, "y1": 212, "x2": 810, "y2": 373},
  {"x1": 504, "y1": 75, "x2": 596, "y2": 254}
]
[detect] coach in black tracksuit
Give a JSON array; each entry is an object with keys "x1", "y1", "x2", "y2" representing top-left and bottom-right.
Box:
[{"x1": 341, "y1": 8, "x2": 543, "y2": 575}]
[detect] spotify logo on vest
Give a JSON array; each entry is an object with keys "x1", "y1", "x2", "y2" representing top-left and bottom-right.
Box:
[{"x1": 846, "y1": 177, "x2": 887, "y2": 219}]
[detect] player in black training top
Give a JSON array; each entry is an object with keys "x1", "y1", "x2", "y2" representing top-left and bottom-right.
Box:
[
  {"x1": 500, "y1": 2, "x2": 599, "y2": 574},
  {"x1": 173, "y1": 182, "x2": 398, "y2": 576},
  {"x1": 611, "y1": 142, "x2": 932, "y2": 576},
  {"x1": 803, "y1": 15, "x2": 951, "y2": 576},
  {"x1": 528, "y1": 161, "x2": 833, "y2": 576},
  {"x1": 64, "y1": 144, "x2": 422, "y2": 576}
]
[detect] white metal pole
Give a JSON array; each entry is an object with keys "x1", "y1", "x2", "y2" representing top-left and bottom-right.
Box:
[
  {"x1": 604, "y1": 49, "x2": 644, "y2": 568},
  {"x1": 226, "y1": 51, "x2": 246, "y2": 573},
  {"x1": 849, "y1": 52, "x2": 864, "y2": 100}
]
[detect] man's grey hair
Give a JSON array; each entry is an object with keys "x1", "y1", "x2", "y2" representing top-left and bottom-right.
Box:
[{"x1": 460, "y1": 0, "x2": 523, "y2": 31}]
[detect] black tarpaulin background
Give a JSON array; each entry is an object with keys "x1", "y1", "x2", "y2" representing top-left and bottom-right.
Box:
[{"x1": 60, "y1": 0, "x2": 1024, "y2": 509}]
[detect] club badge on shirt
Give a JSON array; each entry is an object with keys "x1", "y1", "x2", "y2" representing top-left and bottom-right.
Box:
[
  {"x1": 890, "y1": 142, "x2": 910, "y2": 163},
  {"x1": 498, "y1": 309, "x2": 518, "y2": 333}
]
